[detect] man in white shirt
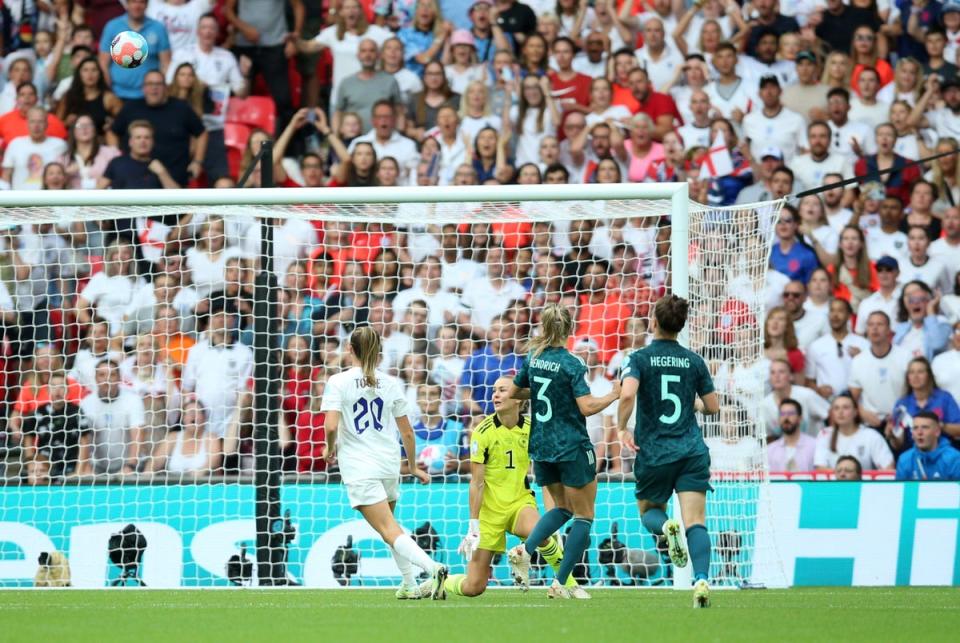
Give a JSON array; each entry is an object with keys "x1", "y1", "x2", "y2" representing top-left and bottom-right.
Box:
[
  {"x1": 805, "y1": 299, "x2": 870, "y2": 400},
  {"x1": 782, "y1": 280, "x2": 829, "y2": 351},
  {"x1": 572, "y1": 31, "x2": 609, "y2": 77},
  {"x1": 791, "y1": 121, "x2": 852, "y2": 190},
  {"x1": 350, "y1": 99, "x2": 418, "y2": 183},
  {"x1": 633, "y1": 18, "x2": 683, "y2": 92},
  {"x1": 901, "y1": 225, "x2": 954, "y2": 295},
  {"x1": 848, "y1": 310, "x2": 912, "y2": 427},
  {"x1": 0, "y1": 106, "x2": 67, "y2": 190},
  {"x1": 856, "y1": 256, "x2": 903, "y2": 334},
  {"x1": 166, "y1": 14, "x2": 247, "y2": 94},
  {"x1": 148, "y1": 0, "x2": 215, "y2": 53},
  {"x1": 461, "y1": 246, "x2": 527, "y2": 332},
  {"x1": 705, "y1": 42, "x2": 755, "y2": 123},
  {"x1": 932, "y1": 322, "x2": 960, "y2": 405},
  {"x1": 676, "y1": 89, "x2": 712, "y2": 151},
  {"x1": 77, "y1": 360, "x2": 147, "y2": 475},
  {"x1": 849, "y1": 67, "x2": 890, "y2": 129},
  {"x1": 762, "y1": 359, "x2": 830, "y2": 437},
  {"x1": 821, "y1": 173, "x2": 854, "y2": 232},
  {"x1": 910, "y1": 76, "x2": 960, "y2": 141},
  {"x1": 866, "y1": 196, "x2": 909, "y2": 263},
  {"x1": 742, "y1": 75, "x2": 807, "y2": 162},
  {"x1": 182, "y1": 309, "x2": 254, "y2": 442},
  {"x1": 573, "y1": 338, "x2": 621, "y2": 473},
  {"x1": 391, "y1": 256, "x2": 469, "y2": 333},
  {"x1": 827, "y1": 87, "x2": 875, "y2": 164},
  {"x1": 930, "y1": 207, "x2": 960, "y2": 282}
]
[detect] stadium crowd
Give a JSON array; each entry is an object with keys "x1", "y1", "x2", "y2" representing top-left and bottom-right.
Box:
[{"x1": 0, "y1": 0, "x2": 959, "y2": 486}]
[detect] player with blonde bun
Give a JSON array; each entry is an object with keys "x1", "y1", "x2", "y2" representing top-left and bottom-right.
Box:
[{"x1": 321, "y1": 326, "x2": 448, "y2": 600}]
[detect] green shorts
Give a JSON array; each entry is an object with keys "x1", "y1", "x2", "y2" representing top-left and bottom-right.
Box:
[
  {"x1": 634, "y1": 452, "x2": 713, "y2": 504},
  {"x1": 534, "y1": 448, "x2": 596, "y2": 488}
]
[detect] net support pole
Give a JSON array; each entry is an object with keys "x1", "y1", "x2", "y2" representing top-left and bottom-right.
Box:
[
  {"x1": 669, "y1": 183, "x2": 690, "y2": 347},
  {"x1": 253, "y1": 140, "x2": 285, "y2": 585},
  {"x1": 668, "y1": 184, "x2": 695, "y2": 590}
]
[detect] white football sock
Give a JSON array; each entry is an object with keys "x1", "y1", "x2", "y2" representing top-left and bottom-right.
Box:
[
  {"x1": 392, "y1": 533, "x2": 438, "y2": 574},
  {"x1": 390, "y1": 545, "x2": 417, "y2": 587}
]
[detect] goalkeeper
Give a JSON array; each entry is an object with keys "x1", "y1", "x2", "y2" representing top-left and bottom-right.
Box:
[{"x1": 424, "y1": 376, "x2": 578, "y2": 598}]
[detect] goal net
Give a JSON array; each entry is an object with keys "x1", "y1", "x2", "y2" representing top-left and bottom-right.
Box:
[{"x1": 0, "y1": 184, "x2": 786, "y2": 589}]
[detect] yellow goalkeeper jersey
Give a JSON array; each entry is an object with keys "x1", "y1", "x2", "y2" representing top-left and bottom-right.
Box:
[{"x1": 470, "y1": 413, "x2": 534, "y2": 515}]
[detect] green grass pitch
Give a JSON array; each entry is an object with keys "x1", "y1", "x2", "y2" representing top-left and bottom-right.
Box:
[{"x1": 1, "y1": 588, "x2": 957, "y2": 642}]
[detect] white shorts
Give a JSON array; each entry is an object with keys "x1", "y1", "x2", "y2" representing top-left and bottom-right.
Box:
[{"x1": 345, "y1": 477, "x2": 401, "y2": 509}]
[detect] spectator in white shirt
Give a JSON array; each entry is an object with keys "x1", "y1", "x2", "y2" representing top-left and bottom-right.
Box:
[
  {"x1": 826, "y1": 87, "x2": 875, "y2": 164},
  {"x1": 77, "y1": 359, "x2": 147, "y2": 476},
  {"x1": 148, "y1": 0, "x2": 215, "y2": 53},
  {"x1": 573, "y1": 337, "x2": 621, "y2": 473},
  {"x1": 742, "y1": 75, "x2": 806, "y2": 162},
  {"x1": 909, "y1": 75, "x2": 960, "y2": 143},
  {"x1": 814, "y1": 393, "x2": 895, "y2": 470},
  {"x1": 186, "y1": 215, "x2": 244, "y2": 299},
  {"x1": 166, "y1": 14, "x2": 248, "y2": 95},
  {"x1": 848, "y1": 310, "x2": 912, "y2": 428},
  {"x1": 805, "y1": 298, "x2": 870, "y2": 400},
  {"x1": 634, "y1": 17, "x2": 683, "y2": 92},
  {"x1": 930, "y1": 207, "x2": 960, "y2": 279},
  {"x1": 781, "y1": 280, "x2": 829, "y2": 351},
  {"x1": 762, "y1": 358, "x2": 830, "y2": 438},
  {"x1": 865, "y1": 196, "x2": 909, "y2": 263},
  {"x1": 461, "y1": 245, "x2": 527, "y2": 333},
  {"x1": 901, "y1": 225, "x2": 954, "y2": 295},
  {"x1": 573, "y1": 31, "x2": 609, "y2": 77},
  {"x1": 182, "y1": 309, "x2": 253, "y2": 457},
  {"x1": 1, "y1": 106, "x2": 68, "y2": 190},
  {"x1": 856, "y1": 255, "x2": 903, "y2": 334},
  {"x1": 349, "y1": 99, "x2": 419, "y2": 183},
  {"x1": 392, "y1": 256, "x2": 469, "y2": 333},
  {"x1": 75, "y1": 239, "x2": 152, "y2": 334},
  {"x1": 932, "y1": 322, "x2": 960, "y2": 405},
  {"x1": 848, "y1": 67, "x2": 890, "y2": 129},
  {"x1": 791, "y1": 121, "x2": 852, "y2": 189}
]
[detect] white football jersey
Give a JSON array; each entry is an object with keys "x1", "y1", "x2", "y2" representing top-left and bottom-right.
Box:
[{"x1": 321, "y1": 367, "x2": 409, "y2": 483}]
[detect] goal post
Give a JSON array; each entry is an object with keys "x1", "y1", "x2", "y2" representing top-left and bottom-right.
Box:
[{"x1": 0, "y1": 183, "x2": 786, "y2": 589}]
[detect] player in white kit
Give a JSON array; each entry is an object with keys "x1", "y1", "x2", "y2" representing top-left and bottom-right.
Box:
[{"x1": 321, "y1": 326, "x2": 448, "y2": 599}]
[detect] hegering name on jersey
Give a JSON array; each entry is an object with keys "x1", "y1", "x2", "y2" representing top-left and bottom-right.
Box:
[
  {"x1": 530, "y1": 357, "x2": 561, "y2": 373},
  {"x1": 648, "y1": 355, "x2": 691, "y2": 368}
]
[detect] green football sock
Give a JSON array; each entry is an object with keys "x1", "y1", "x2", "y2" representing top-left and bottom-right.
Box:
[
  {"x1": 557, "y1": 518, "x2": 592, "y2": 585},
  {"x1": 641, "y1": 507, "x2": 668, "y2": 536},
  {"x1": 444, "y1": 574, "x2": 467, "y2": 596},
  {"x1": 686, "y1": 524, "x2": 711, "y2": 582}
]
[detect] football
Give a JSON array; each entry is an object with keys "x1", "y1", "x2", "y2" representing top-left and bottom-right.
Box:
[{"x1": 110, "y1": 30, "x2": 149, "y2": 68}]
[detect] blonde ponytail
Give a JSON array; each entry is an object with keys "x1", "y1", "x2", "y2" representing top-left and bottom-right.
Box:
[
  {"x1": 350, "y1": 326, "x2": 381, "y2": 388},
  {"x1": 527, "y1": 303, "x2": 574, "y2": 358}
]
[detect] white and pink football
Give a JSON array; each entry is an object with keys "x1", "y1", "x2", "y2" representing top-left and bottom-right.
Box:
[{"x1": 110, "y1": 31, "x2": 149, "y2": 69}]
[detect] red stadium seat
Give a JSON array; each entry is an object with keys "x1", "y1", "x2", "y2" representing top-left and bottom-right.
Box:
[
  {"x1": 224, "y1": 122, "x2": 251, "y2": 180},
  {"x1": 226, "y1": 96, "x2": 276, "y2": 135},
  {"x1": 224, "y1": 122, "x2": 251, "y2": 149}
]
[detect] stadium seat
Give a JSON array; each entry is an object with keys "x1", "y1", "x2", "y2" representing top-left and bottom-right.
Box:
[
  {"x1": 226, "y1": 96, "x2": 276, "y2": 135},
  {"x1": 224, "y1": 122, "x2": 251, "y2": 181}
]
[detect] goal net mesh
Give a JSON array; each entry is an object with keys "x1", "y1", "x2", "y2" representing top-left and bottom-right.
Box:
[{"x1": 0, "y1": 193, "x2": 785, "y2": 589}]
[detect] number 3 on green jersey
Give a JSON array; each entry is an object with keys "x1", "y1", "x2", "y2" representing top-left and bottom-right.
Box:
[{"x1": 532, "y1": 376, "x2": 553, "y2": 422}]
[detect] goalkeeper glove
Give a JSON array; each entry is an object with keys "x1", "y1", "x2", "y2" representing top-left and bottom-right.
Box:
[{"x1": 458, "y1": 519, "x2": 480, "y2": 560}]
